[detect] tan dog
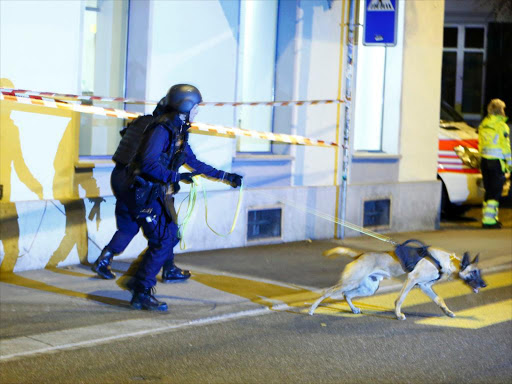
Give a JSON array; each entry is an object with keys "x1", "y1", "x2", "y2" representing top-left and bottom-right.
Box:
[{"x1": 309, "y1": 246, "x2": 486, "y2": 320}]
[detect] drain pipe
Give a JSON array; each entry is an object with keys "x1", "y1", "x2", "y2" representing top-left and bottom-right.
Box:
[
  {"x1": 290, "y1": 2, "x2": 304, "y2": 186},
  {"x1": 340, "y1": 0, "x2": 358, "y2": 239}
]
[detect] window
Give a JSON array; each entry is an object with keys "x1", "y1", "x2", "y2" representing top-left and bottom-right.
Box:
[
  {"x1": 441, "y1": 51, "x2": 457, "y2": 106},
  {"x1": 79, "y1": 0, "x2": 129, "y2": 157},
  {"x1": 441, "y1": 25, "x2": 486, "y2": 120},
  {"x1": 353, "y1": 0, "x2": 404, "y2": 153},
  {"x1": 440, "y1": 101, "x2": 465, "y2": 123},
  {"x1": 363, "y1": 199, "x2": 390, "y2": 228},
  {"x1": 443, "y1": 27, "x2": 458, "y2": 48},
  {"x1": 353, "y1": 44, "x2": 386, "y2": 151},
  {"x1": 247, "y1": 208, "x2": 282, "y2": 240},
  {"x1": 236, "y1": 0, "x2": 278, "y2": 153}
]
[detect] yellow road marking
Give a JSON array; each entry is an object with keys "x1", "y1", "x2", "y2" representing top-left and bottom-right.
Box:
[
  {"x1": 301, "y1": 270, "x2": 512, "y2": 311},
  {"x1": 415, "y1": 299, "x2": 512, "y2": 329},
  {"x1": 0, "y1": 273, "x2": 129, "y2": 307},
  {"x1": 45, "y1": 266, "x2": 96, "y2": 278},
  {"x1": 294, "y1": 271, "x2": 512, "y2": 321},
  {"x1": 354, "y1": 270, "x2": 511, "y2": 309},
  {"x1": 191, "y1": 272, "x2": 308, "y2": 307},
  {"x1": 304, "y1": 304, "x2": 361, "y2": 317}
]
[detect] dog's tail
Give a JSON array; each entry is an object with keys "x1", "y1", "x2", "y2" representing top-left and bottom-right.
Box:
[{"x1": 322, "y1": 246, "x2": 361, "y2": 259}]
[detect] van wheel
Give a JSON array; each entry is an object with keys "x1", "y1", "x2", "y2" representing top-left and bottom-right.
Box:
[
  {"x1": 440, "y1": 180, "x2": 470, "y2": 218},
  {"x1": 440, "y1": 182, "x2": 453, "y2": 218}
]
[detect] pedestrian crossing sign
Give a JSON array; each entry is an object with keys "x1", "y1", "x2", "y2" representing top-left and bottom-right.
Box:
[
  {"x1": 364, "y1": 0, "x2": 398, "y2": 46},
  {"x1": 368, "y1": 0, "x2": 394, "y2": 11}
]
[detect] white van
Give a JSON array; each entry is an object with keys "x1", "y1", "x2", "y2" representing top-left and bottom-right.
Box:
[{"x1": 438, "y1": 101, "x2": 509, "y2": 213}]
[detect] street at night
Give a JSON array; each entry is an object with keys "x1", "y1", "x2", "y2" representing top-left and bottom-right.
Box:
[
  {"x1": 2, "y1": 1, "x2": 512, "y2": 383},
  {"x1": 1, "y1": 212, "x2": 511, "y2": 383}
]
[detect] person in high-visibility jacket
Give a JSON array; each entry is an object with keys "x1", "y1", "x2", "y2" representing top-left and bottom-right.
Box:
[{"x1": 478, "y1": 99, "x2": 511, "y2": 229}]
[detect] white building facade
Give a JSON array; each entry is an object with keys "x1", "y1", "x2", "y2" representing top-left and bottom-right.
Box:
[{"x1": 0, "y1": 0, "x2": 447, "y2": 272}]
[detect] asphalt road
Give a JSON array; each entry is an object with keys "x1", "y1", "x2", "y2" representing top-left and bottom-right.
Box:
[
  {"x1": 1, "y1": 208, "x2": 511, "y2": 384},
  {"x1": 1, "y1": 278, "x2": 511, "y2": 384}
]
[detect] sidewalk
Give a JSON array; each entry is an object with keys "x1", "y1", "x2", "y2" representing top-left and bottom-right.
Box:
[{"x1": 1, "y1": 226, "x2": 511, "y2": 361}]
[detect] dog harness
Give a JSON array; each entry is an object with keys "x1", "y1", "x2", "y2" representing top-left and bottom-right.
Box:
[{"x1": 394, "y1": 239, "x2": 443, "y2": 280}]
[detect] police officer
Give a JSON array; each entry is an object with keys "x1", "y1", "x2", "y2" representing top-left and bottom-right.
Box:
[
  {"x1": 93, "y1": 84, "x2": 243, "y2": 311},
  {"x1": 478, "y1": 99, "x2": 511, "y2": 229}
]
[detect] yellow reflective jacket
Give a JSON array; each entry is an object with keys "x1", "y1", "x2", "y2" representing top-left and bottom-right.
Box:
[{"x1": 478, "y1": 115, "x2": 512, "y2": 169}]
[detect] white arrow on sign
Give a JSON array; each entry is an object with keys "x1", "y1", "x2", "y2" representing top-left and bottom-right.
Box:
[{"x1": 368, "y1": 0, "x2": 394, "y2": 11}]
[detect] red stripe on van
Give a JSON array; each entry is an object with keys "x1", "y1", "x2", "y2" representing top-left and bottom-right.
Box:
[
  {"x1": 438, "y1": 168, "x2": 480, "y2": 174},
  {"x1": 439, "y1": 139, "x2": 478, "y2": 151}
]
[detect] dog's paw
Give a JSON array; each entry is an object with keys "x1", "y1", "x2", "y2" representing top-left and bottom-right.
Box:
[
  {"x1": 351, "y1": 308, "x2": 361, "y2": 314},
  {"x1": 396, "y1": 313, "x2": 406, "y2": 321},
  {"x1": 444, "y1": 309, "x2": 456, "y2": 318},
  {"x1": 308, "y1": 309, "x2": 315, "y2": 316}
]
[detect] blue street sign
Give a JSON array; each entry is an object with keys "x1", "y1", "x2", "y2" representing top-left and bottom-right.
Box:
[{"x1": 364, "y1": 0, "x2": 398, "y2": 46}]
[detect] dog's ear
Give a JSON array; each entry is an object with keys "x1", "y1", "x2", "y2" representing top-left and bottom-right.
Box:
[
  {"x1": 461, "y1": 252, "x2": 470, "y2": 270},
  {"x1": 472, "y1": 253, "x2": 479, "y2": 265}
]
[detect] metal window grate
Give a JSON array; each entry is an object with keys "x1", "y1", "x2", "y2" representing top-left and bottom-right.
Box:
[
  {"x1": 247, "y1": 208, "x2": 282, "y2": 240},
  {"x1": 363, "y1": 199, "x2": 390, "y2": 228}
]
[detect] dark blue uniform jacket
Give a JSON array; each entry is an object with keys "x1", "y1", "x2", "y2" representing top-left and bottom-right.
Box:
[{"x1": 137, "y1": 117, "x2": 226, "y2": 184}]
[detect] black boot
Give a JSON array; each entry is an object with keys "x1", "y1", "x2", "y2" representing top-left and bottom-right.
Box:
[
  {"x1": 131, "y1": 287, "x2": 168, "y2": 311},
  {"x1": 91, "y1": 248, "x2": 116, "y2": 279},
  {"x1": 482, "y1": 222, "x2": 502, "y2": 229},
  {"x1": 162, "y1": 263, "x2": 191, "y2": 283}
]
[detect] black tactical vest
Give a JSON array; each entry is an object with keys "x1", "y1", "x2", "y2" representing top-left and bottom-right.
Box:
[
  {"x1": 112, "y1": 115, "x2": 154, "y2": 166},
  {"x1": 127, "y1": 114, "x2": 188, "y2": 182}
]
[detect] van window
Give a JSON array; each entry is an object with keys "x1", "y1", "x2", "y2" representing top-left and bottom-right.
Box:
[{"x1": 440, "y1": 102, "x2": 465, "y2": 122}]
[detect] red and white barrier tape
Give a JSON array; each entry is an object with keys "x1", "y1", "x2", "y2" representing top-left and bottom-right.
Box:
[
  {"x1": 1, "y1": 91, "x2": 340, "y2": 148},
  {"x1": 0, "y1": 92, "x2": 141, "y2": 120},
  {"x1": 191, "y1": 122, "x2": 340, "y2": 148},
  {"x1": 200, "y1": 99, "x2": 344, "y2": 107},
  {"x1": 1, "y1": 88, "x2": 152, "y2": 105},
  {"x1": 1, "y1": 88, "x2": 343, "y2": 107}
]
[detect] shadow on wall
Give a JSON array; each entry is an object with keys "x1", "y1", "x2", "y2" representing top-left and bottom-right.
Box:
[
  {"x1": 0, "y1": 78, "x2": 44, "y2": 273},
  {"x1": 0, "y1": 78, "x2": 104, "y2": 274},
  {"x1": 0, "y1": 78, "x2": 126, "y2": 309},
  {"x1": 45, "y1": 129, "x2": 105, "y2": 269}
]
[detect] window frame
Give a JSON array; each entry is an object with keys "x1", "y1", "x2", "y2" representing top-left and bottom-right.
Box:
[
  {"x1": 78, "y1": 0, "x2": 130, "y2": 160},
  {"x1": 443, "y1": 24, "x2": 487, "y2": 121},
  {"x1": 234, "y1": 0, "x2": 279, "y2": 154}
]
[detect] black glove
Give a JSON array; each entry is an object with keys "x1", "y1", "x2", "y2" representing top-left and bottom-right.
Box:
[
  {"x1": 178, "y1": 172, "x2": 197, "y2": 183},
  {"x1": 224, "y1": 173, "x2": 243, "y2": 188}
]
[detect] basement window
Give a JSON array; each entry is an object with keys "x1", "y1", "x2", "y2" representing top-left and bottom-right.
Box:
[
  {"x1": 247, "y1": 208, "x2": 282, "y2": 240},
  {"x1": 363, "y1": 199, "x2": 390, "y2": 228}
]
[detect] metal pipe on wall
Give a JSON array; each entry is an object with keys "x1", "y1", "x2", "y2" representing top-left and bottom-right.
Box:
[{"x1": 340, "y1": 0, "x2": 358, "y2": 239}]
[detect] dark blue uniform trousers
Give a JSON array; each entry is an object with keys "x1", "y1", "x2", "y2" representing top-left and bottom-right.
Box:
[{"x1": 107, "y1": 165, "x2": 179, "y2": 289}]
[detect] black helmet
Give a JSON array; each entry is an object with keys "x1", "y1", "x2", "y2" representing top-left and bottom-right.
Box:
[{"x1": 164, "y1": 84, "x2": 202, "y2": 114}]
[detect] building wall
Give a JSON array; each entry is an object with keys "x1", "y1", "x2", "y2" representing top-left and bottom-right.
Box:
[
  {"x1": 293, "y1": 0, "x2": 343, "y2": 188},
  {"x1": 444, "y1": 0, "x2": 512, "y2": 23},
  {"x1": 0, "y1": 1, "x2": 83, "y2": 203},
  {"x1": 343, "y1": 0, "x2": 443, "y2": 236},
  {"x1": 0, "y1": 1, "x2": 82, "y2": 93},
  {"x1": 1, "y1": 0, "x2": 447, "y2": 272},
  {"x1": 398, "y1": 0, "x2": 445, "y2": 182},
  {"x1": 0, "y1": 0, "x2": 345, "y2": 273}
]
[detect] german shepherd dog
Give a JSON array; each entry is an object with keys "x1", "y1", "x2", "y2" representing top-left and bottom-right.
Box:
[{"x1": 309, "y1": 247, "x2": 486, "y2": 320}]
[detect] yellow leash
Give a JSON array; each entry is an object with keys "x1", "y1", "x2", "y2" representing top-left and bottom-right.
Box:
[
  {"x1": 176, "y1": 177, "x2": 395, "y2": 249},
  {"x1": 251, "y1": 188, "x2": 398, "y2": 246},
  {"x1": 176, "y1": 182, "x2": 197, "y2": 250},
  {"x1": 177, "y1": 176, "x2": 244, "y2": 249}
]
